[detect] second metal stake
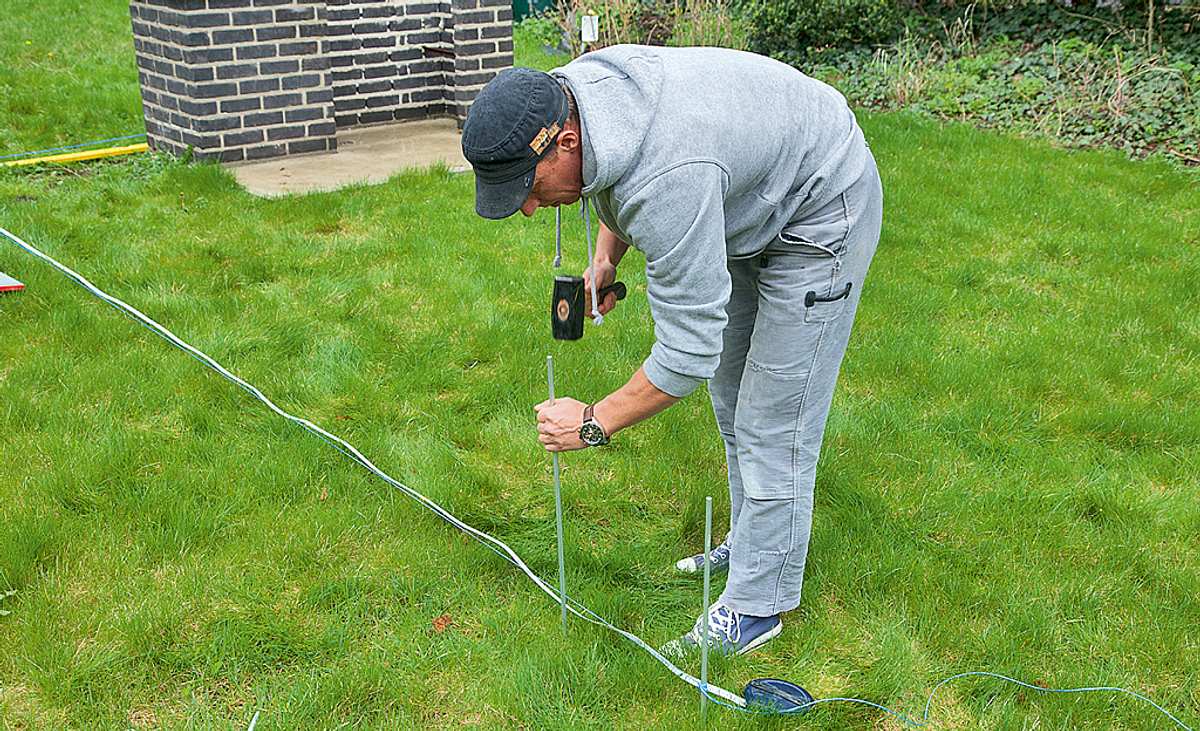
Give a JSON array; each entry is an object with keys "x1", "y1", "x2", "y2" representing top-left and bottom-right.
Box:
[{"x1": 547, "y1": 355, "x2": 568, "y2": 632}]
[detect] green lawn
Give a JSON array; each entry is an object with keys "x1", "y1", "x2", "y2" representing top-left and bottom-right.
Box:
[{"x1": 2, "y1": 6, "x2": 1199, "y2": 731}]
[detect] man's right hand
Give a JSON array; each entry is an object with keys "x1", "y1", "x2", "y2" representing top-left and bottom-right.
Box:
[{"x1": 584, "y1": 259, "x2": 620, "y2": 316}]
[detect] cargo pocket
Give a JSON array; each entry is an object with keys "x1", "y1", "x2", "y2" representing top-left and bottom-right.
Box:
[
  {"x1": 776, "y1": 198, "x2": 852, "y2": 325},
  {"x1": 803, "y1": 281, "x2": 852, "y2": 324}
]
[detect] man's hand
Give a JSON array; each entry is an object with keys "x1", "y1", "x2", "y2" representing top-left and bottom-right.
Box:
[
  {"x1": 583, "y1": 259, "x2": 619, "y2": 316},
  {"x1": 534, "y1": 397, "x2": 588, "y2": 452}
]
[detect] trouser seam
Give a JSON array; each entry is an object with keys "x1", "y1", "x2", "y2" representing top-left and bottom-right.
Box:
[
  {"x1": 770, "y1": 500, "x2": 797, "y2": 615},
  {"x1": 791, "y1": 318, "x2": 829, "y2": 498}
]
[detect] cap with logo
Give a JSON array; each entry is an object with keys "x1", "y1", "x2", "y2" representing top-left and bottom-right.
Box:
[{"x1": 461, "y1": 67, "x2": 569, "y2": 219}]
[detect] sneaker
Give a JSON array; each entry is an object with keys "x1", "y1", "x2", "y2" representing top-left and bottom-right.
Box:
[
  {"x1": 661, "y1": 603, "x2": 782, "y2": 658},
  {"x1": 675, "y1": 536, "x2": 732, "y2": 574}
]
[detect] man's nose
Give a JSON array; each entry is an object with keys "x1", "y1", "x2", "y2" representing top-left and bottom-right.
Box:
[{"x1": 520, "y1": 196, "x2": 538, "y2": 217}]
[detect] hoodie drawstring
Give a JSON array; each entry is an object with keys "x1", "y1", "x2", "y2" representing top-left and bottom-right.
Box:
[
  {"x1": 553, "y1": 207, "x2": 562, "y2": 268},
  {"x1": 582, "y1": 198, "x2": 603, "y2": 324}
]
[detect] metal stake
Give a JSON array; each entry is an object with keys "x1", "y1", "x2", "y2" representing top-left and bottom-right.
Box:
[
  {"x1": 547, "y1": 355, "x2": 568, "y2": 632},
  {"x1": 700, "y1": 495, "x2": 713, "y2": 724}
]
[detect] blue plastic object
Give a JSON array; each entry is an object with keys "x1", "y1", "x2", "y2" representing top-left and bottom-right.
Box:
[{"x1": 744, "y1": 678, "x2": 816, "y2": 714}]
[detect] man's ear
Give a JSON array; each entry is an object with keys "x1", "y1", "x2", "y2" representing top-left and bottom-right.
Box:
[{"x1": 557, "y1": 127, "x2": 580, "y2": 154}]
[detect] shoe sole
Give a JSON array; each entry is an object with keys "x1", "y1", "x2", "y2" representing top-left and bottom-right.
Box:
[{"x1": 735, "y1": 620, "x2": 783, "y2": 656}]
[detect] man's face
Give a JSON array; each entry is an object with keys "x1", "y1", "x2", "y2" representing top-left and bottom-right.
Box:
[{"x1": 519, "y1": 126, "x2": 583, "y2": 217}]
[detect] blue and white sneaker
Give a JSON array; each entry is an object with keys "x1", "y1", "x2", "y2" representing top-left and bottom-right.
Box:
[
  {"x1": 661, "y1": 603, "x2": 782, "y2": 658},
  {"x1": 675, "y1": 535, "x2": 732, "y2": 574}
]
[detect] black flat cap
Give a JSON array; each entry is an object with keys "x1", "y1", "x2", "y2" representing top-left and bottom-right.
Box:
[{"x1": 461, "y1": 68, "x2": 569, "y2": 219}]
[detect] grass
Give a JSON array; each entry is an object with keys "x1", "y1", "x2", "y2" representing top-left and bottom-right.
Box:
[
  {"x1": 2, "y1": 6, "x2": 1199, "y2": 731},
  {"x1": 0, "y1": 2, "x2": 143, "y2": 157}
]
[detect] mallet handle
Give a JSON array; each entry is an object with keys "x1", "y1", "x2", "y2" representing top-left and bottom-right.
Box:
[{"x1": 597, "y1": 282, "x2": 627, "y2": 302}]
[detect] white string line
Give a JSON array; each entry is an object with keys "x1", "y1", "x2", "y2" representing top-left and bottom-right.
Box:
[{"x1": 0, "y1": 226, "x2": 747, "y2": 708}]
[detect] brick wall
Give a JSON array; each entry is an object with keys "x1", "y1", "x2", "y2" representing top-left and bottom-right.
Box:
[
  {"x1": 451, "y1": 0, "x2": 513, "y2": 126},
  {"x1": 129, "y1": 0, "x2": 511, "y2": 162}
]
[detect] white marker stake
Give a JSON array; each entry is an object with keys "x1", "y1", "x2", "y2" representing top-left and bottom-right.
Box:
[
  {"x1": 547, "y1": 355, "x2": 568, "y2": 633},
  {"x1": 700, "y1": 496, "x2": 713, "y2": 724},
  {"x1": 581, "y1": 14, "x2": 599, "y2": 45}
]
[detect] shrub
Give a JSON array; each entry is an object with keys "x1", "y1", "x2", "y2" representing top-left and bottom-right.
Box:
[
  {"x1": 738, "y1": 0, "x2": 903, "y2": 63},
  {"x1": 910, "y1": 1, "x2": 1200, "y2": 56},
  {"x1": 518, "y1": 13, "x2": 567, "y2": 51}
]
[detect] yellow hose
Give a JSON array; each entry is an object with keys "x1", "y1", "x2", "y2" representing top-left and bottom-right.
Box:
[{"x1": 2, "y1": 142, "x2": 149, "y2": 168}]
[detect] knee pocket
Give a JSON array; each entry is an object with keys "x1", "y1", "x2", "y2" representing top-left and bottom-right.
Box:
[
  {"x1": 754, "y1": 549, "x2": 789, "y2": 572},
  {"x1": 733, "y1": 364, "x2": 810, "y2": 500}
]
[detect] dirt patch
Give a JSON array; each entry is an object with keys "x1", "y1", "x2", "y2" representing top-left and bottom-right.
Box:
[{"x1": 129, "y1": 707, "x2": 158, "y2": 728}]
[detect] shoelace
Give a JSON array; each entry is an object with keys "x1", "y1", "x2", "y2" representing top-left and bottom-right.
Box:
[
  {"x1": 706, "y1": 605, "x2": 742, "y2": 645},
  {"x1": 711, "y1": 543, "x2": 731, "y2": 564}
]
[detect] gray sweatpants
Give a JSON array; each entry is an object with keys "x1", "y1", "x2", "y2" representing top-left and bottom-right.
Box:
[{"x1": 712, "y1": 152, "x2": 883, "y2": 617}]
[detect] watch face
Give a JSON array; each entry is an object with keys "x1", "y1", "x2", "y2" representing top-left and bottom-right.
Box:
[{"x1": 580, "y1": 422, "x2": 606, "y2": 446}]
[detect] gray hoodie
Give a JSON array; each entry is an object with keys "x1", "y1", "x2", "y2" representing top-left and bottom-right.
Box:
[{"x1": 552, "y1": 45, "x2": 869, "y2": 398}]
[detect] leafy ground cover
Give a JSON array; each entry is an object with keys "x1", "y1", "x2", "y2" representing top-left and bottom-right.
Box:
[
  {"x1": 2, "y1": 4, "x2": 1199, "y2": 730},
  {"x1": 801, "y1": 3, "x2": 1200, "y2": 166},
  {"x1": 810, "y1": 31, "x2": 1200, "y2": 165}
]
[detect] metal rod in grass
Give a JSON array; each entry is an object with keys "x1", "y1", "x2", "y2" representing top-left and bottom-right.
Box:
[
  {"x1": 547, "y1": 355, "x2": 568, "y2": 632},
  {"x1": 700, "y1": 495, "x2": 713, "y2": 725}
]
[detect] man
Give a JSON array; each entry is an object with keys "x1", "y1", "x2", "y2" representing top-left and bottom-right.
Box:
[{"x1": 460, "y1": 45, "x2": 883, "y2": 656}]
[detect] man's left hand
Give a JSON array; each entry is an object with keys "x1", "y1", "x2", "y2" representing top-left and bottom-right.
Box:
[{"x1": 534, "y1": 397, "x2": 588, "y2": 452}]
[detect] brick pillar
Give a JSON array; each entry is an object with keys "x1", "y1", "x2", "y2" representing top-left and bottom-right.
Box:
[
  {"x1": 451, "y1": 0, "x2": 513, "y2": 127},
  {"x1": 129, "y1": 0, "x2": 337, "y2": 162}
]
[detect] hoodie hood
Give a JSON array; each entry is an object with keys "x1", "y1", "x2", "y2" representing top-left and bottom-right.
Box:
[{"x1": 552, "y1": 47, "x2": 664, "y2": 195}]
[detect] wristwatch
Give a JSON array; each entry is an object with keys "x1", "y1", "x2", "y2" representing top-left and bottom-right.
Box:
[{"x1": 579, "y1": 404, "x2": 610, "y2": 447}]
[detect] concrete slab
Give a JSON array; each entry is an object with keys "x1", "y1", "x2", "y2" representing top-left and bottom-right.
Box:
[{"x1": 227, "y1": 118, "x2": 469, "y2": 197}]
